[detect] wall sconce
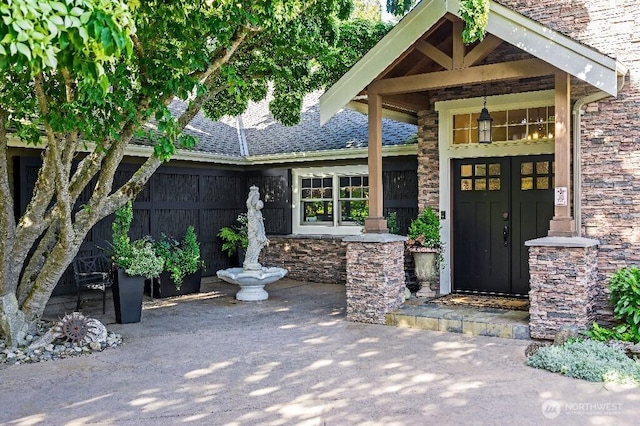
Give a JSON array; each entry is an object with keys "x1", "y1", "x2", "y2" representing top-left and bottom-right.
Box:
[{"x1": 477, "y1": 96, "x2": 493, "y2": 144}]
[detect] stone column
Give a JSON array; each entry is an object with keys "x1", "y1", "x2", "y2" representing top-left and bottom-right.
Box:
[
  {"x1": 344, "y1": 234, "x2": 407, "y2": 324},
  {"x1": 525, "y1": 237, "x2": 599, "y2": 340}
]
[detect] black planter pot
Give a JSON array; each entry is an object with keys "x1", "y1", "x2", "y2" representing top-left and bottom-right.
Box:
[
  {"x1": 113, "y1": 267, "x2": 145, "y2": 324},
  {"x1": 151, "y1": 269, "x2": 202, "y2": 299},
  {"x1": 236, "y1": 246, "x2": 245, "y2": 267}
]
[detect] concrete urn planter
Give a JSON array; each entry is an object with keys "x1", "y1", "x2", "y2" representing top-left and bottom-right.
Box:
[{"x1": 409, "y1": 248, "x2": 440, "y2": 298}]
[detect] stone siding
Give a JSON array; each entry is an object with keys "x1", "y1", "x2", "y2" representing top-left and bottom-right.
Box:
[
  {"x1": 415, "y1": 2, "x2": 640, "y2": 323},
  {"x1": 344, "y1": 237, "x2": 406, "y2": 324},
  {"x1": 528, "y1": 240, "x2": 599, "y2": 340},
  {"x1": 260, "y1": 235, "x2": 347, "y2": 284},
  {"x1": 500, "y1": 0, "x2": 640, "y2": 321}
]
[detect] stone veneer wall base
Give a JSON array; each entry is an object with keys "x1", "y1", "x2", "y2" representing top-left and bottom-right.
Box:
[
  {"x1": 526, "y1": 237, "x2": 599, "y2": 340},
  {"x1": 260, "y1": 235, "x2": 347, "y2": 284},
  {"x1": 344, "y1": 234, "x2": 407, "y2": 324}
]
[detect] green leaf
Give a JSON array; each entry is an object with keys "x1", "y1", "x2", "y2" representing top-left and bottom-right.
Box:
[
  {"x1": 49, "y1": 15, "x2": 64, "y2": 26},
  {"x1": 43, "y1": 48, "x2": 57, "y2": 69},
  {"x1": 78, "y1": 26, "x2": 88, "y2": 43},
  {"x1": 16, "y1": 42, "x2": 31, "y2": 61},
  {"x1": 16, "y1": 31, "x2": 29, "y2": 42},
  {"x1": 15, "y1": 19, "x2": 34, "y2": 31},
  {"x1": 98, "y1": 74, "x2": 109, "y2": 94},
  {"x1": 100, "y1": 27, "x2": 112, "y2": 49},
  {"x1": 50, "y1": 1, "x2": 67, "y2": 14},
  {"x1": 80, "y1": 11, "x2": 91, "y2": 24}
]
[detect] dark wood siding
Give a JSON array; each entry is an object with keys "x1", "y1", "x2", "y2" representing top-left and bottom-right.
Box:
[
  {"x1": 14, "y1": 158, "x2": 291, "y2": 295},
  {"x1": 14, "y1": 155, "x2": 415, "y2": 295},
  {"x1": 383, "y1": 156, "x2": 419, "y2": 235}
]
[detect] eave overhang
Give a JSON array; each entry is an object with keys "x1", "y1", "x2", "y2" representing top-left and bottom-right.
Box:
[{"x1": 320, "y1": 0, "x2": 628, "y2": 125}]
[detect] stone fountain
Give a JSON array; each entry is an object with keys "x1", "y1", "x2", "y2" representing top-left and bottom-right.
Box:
[{"x1": 217, "y1": 186, "x2": 288, "y2": 301}]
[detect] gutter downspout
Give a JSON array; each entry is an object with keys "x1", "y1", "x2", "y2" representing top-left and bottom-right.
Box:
[{"x1": 572, "y1": 74, "x2": 626, "y2": 236}]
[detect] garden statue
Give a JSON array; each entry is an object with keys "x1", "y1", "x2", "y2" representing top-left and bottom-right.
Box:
[
  {"x1": 243, "y1": 186, "x2": 268, "y2": 271},
  {"x1": 217, "y1": 186, "x2": 287, "y2": 301}
]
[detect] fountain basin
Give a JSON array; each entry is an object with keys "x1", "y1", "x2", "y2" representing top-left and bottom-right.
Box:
[{"x1": 216, "y1": 267, "x2": 288, "y2": 301}]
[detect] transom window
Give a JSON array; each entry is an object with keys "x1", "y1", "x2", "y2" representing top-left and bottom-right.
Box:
[
  {"x1": 453, "y1": 106, "x2": 555, "y2": 144},
  {"x1": 293, "y1": 165, "x2": 369, "y2": 235}
]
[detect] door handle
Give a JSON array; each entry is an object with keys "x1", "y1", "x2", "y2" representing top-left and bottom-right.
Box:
[{"x1": 503, "y1": 225, "x2": 509, "y2": 247}]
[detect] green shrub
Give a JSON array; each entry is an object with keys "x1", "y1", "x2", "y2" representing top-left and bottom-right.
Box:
[
  {"x1": 111, "y1": 200, "x2": 134, "y2": 270},
  {"x1": 526, "y1": 339, "x2": 640, "y2": 385},
  {"x1": 584, "y1": 267, "x2": 640, "y2": 344},
  {"x1": 217, "y1": 213, "x2": 248, "y2": 257},
  {"x1": 386, "y1": 211, "x2": 399, "y2": 235},
  {"x1": 125, "y1": 237, "x2": 164, "y2": 279},
  {"x1": 110, "y1": 201, "x2": 163, "y2": 279},
  {"x1": 609, "y1": 267, "x2": 640, "y2": 340},
  {"x1": 154, "y1": 226, "x2": 205, "y2": 289},
  {"x1": 407, "y1": 207, "x2": 442, "y2": 249}
]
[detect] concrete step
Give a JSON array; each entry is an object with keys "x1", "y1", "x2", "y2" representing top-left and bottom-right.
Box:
[{"x1": 386, "y1": 300, "x2": 531, "y2": 340}]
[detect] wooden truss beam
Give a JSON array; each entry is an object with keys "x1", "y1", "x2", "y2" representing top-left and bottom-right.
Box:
[
  {"x1": 415, "y1": 40, "x2": 452, "y2": 70},
  {"x1": 463, "y1": 35, "x2": 503, "y2": 67},
  {"x1": 368, "y1": 58, "x2": 554, "y2": 96}
]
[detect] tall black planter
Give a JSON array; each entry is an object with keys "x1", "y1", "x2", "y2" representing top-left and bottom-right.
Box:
[
  {"x1": 236, "y1": 246, "x2": 247, "y2": 267},
  {"x1": 113, "y1": 268, "x2": 145, "y2": 324},
  {"x1": 151, "y1": 269, "x2": 202, "y2": 299}
]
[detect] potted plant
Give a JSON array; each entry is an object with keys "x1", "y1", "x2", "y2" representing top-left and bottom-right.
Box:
[
  {"x1": 110, "y1": 201, "x2": 164, "y2": 323},
  {"x1": 406, "y1": 207, "x2": 443, "y2": 298},
  {"x1": 217, "y1": 213, "x2": 248, "y2": 266},
  {"x1": 152, "y1": 226, "x2": 206, "y2": 298}
]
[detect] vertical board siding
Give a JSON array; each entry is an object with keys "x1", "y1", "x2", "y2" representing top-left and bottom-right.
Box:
[
  {"x1": 15, "y1": 156, "x2": 417, "y2": 295},
  {"x1": 201, "y1": 175, "x2": 245, "y2": 203},
  {"x1": 383, "y1": 157, "x2": 419, "y2": 235}
]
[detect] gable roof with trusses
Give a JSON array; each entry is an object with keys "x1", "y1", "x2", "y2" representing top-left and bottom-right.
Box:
[{"x1": 320, "y1": 0, "x2": 628, "y2": 125}]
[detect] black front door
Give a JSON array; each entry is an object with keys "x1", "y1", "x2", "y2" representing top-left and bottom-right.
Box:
[{"x1": 452, "y1": 155, "x2": 554, "y2": 296}]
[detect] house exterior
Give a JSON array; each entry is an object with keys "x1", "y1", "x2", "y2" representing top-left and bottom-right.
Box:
[
  {"x1": 8, "y1": 91, "x2": 418, "y2": 295},
  {"x1": 321, "y1": 0, "x2": 639, "y2": 337},
  {"x1": 9, "y1": 1, "x2": 640, "y2": 341}
]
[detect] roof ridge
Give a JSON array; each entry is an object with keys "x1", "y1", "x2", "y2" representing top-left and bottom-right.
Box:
[{"x1": 236, "y1": 116, "x2": 249, "y2": 157}]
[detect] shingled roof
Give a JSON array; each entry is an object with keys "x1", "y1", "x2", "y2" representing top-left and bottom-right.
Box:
[{"x1": 150, "y1": 90, "x2": 417, "y2": 159}]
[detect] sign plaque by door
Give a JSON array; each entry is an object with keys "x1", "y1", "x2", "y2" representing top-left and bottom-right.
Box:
[{"x1": 554, "y1": 187, "x2": 568, "y2": 206}]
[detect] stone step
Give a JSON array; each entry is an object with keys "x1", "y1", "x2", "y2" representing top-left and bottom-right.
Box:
[{"x1": 386, "y1": 302, "x2": 531, "y2": 340}]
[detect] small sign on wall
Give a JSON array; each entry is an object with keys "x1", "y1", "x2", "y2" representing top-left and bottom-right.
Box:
[{"x1": 555, "y1": 187, "x2": 568, "y2": 206}]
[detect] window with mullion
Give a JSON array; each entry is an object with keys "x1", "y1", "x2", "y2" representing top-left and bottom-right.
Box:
[
  {"x1": 301, "y1": 177, "x2": 333, "y2": 223},
  {"x1": 339, "y1": 175, "x2": 369, "y2": 224}
]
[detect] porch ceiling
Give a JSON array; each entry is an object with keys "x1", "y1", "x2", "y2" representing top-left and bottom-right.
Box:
[{"x1": 320, "y1": 0, "x2": 628, "y2": 125}]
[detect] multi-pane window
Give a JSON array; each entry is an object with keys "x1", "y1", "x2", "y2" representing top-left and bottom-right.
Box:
[
  {"x1": 299, "y1": 174, "x2": 369, "y2": 226},
  {"x1": 339, "y1": 176, "x2": 369, "y2": 224},
  {"x1": 453, "y1": 106, "x2": 555, "y2": 144},
  {"x1": 301, "y1": 177, "x2": 333, "y2": 223}
]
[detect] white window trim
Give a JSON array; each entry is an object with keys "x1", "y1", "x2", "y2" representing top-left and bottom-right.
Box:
[
  {"x1": 292, "y1": 165, "x2": 368, "y2": 236},
  {"x1": 435, "y1": 90, "x2": 556, "y2": 296}
]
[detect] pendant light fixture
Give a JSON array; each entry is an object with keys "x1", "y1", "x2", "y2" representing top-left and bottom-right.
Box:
[{"x1": 478, "y1": 96, "x2": 493, "y2": 144}]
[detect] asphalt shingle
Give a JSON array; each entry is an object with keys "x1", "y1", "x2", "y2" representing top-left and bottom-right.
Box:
[{"x1": 143, "y1": 91, "x2": 417, "y2": 159}]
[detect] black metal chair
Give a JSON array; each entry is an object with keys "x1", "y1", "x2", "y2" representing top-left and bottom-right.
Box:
[{"x1": 72, "y1": 255, "x2": 113, "y2": 314}]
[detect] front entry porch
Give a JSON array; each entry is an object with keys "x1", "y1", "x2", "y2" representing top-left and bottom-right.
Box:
[{"x1": 387, "y1": 299, "x2": 531, "y2": 340}]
